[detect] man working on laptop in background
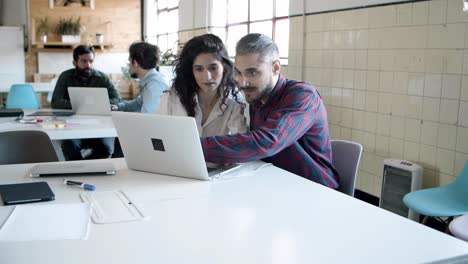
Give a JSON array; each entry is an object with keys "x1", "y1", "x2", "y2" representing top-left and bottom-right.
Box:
[
  {"x1": 51, "y1": 45, "x2": 121, "y2": 160},
  {"x1": 110, "y1": 41, "x2": 169, "y2": 157},
  {"x1": 200, "y1": 33, "x2": 339, "y2": 189}
]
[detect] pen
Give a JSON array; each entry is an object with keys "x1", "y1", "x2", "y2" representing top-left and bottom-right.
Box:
[{"x1": 63, "y1": 179, "x2": 96, "y2": 191}]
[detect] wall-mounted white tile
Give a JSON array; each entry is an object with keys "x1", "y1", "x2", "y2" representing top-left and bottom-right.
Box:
[
  {"x1": 334, "y1": 9, "x2": 368, "y2": 31},
  {"x1": 366, "y1": 70, "x2": 379, "y2": 91},
  {"x1": 364, "y1": 132, "x2": 376, "y2": 153},
  {"x1": 422, "y1": 169, "x2": 437, "y2": 188},
  {"x1": 287, "y1": 50, "x2": 304, "y2": 67},
  {"x1": 436, "y1": 148, "x2": 455, "y2": 174},
  {"x1": 423, "y1": 97, "x2": 441, "y2": 121},
  {"x1": 404, "y1": 141, "x2": 420, "y2": 162},
  {"x1": 342, "y1": 50, "x2": 355, "y2": 69},
  {"x1": 332, "y1": 69, "x2": 344, "y2": 87},
  {"x1": 424, "y1": 74, "x2": 442, "y2": 98},
  {"x1": 331, "y1": 87, "x2": 343, "y2": 106},
  {"x1": 340, "y1": 108, "x2": 353, "y2": 128},
  {"x1": 419, "y1": 144, "x2": 437, "y2": 167},
  {"x1": 393, "y1": 72, "x2": 409, "y2": 94},
  {"x1": 421, "y1": 121, "x2": 439, "y2": 146},
  {"x1": 438, "y1": 173, "x2": 455, "y2": 186},
  {"x1": 427, "y1": 24, "x2": 465, "y2": 49},
  {"x1": 425, "y1": 50, "x2": 445, "y2": 73},
  {"x1": 355, "y1": 30, "x2": 369, "y2": 49},
  {"x1": 304, "y1": 50, "x2": 322, "y2": 67},
  {"x1": 367, "y1": 49, "x2": 380, "y2": 70},
  {"x1": 404, "y1": 118, "x2": 422, "y2": 142},
  {"x1": 378, "y1": 92, "x2": 392, "y2": 114},
  {"x1": 437, "y1": 124, "x2": 457, "y2": 150},
  {"x1": 369, "y1": 5, "x2": 397, "y2": 28},
  {"x1": 321, "y1": 69, "x2": 333, "y2": 86},
  {"x1": 408, "y1": 73, "x2": 425, "y2": 96},
  {"x1": 365, "y1": 91, "x2": 379, "y2": 112},
  {"x1": 406, "y1": 96, "x2": 423, "y2": 119},
  {"x1": 321, "y1": 32, "x2": 332, "y2": 50},
  {"x1": 305, "y1": 32, "x2": 322, "y2": 50},
  {"x1": 353, "y1": 90, "x2": 366, "y2": 110},
  {"x1": 380, "y1": 71, "x2": 394, "y2": 93},
  {"x1": 352, "y1": 110, "x2": 366, "y2": 130},
  {"x1": 318, "y1": 86, "x2": 331, "y2": 104},
  {"x1": 455, "y1": 152, "x2": 468, "y2": 175},
  {"x1": 333, "y1": 50, "x2": 344, "y2": 68},
  {"x1": 305, "y1": 15, "x2": 322, "y2": 33},
  {"x1": 428, "y1": 0, "x2": 447, "y2": 25},
  {"x1": 459, "y1": 101, "x2": 468, "y2": 127},
  {"x1": 438, "y1": 99, "x2": 459, "y2": 125},
  {"x1": 389, "y1": 137, "x2": 405, "y2": 157},
  {"x1": 351, "y1": 129, "x2": 366, "y2": 146},
  {"x1": 447, "y1": 0, "x2": 468, "y2": 23},
  {"x1": 412, "y1": 1, "x2": 429, "y2": 25},
  {"x1": 396, "y1": 3, "x2": 412, "y2": 26},
  {"x1": 354, "y1": 70, "x2": 367, "y2": 90},
  {"x1": 355, "y1": 50, "x2": 368, "y2": 70},
  {"x1": 305, "y1": 68, "x2": 322, "y2": 85},
  {"x1": 394, "y1": 51, "x2": 411, "y2": 72},
  {"x1": 445, "y1": 50, "x2": 464, "y2": 74},
  {"x1": 391, "y1": 94, "x2": 407, "y2": 117},
  {"x1": 376, "y1": 135, "x2": 390, "y2": 156},
  {"x1": 380, "y1": 50, "x2": 396, "y2": 71},
  {"x1": 390, "y1": 116, "x2": 405, "y2": 139},
  {"x1": 441, "y1": 74, "x2": 461, "y2": 99},
  {"x1": 462, "y1": 75, "x2": 468, "y2": 101},
  {"x1": 456, "y1": 126, "x2": 468, "y2": 153},
  {"x1": 340, "y1": 127, "x2": 352, "y2": 141},
  {"x1": 365, "y1": 112, "x2": 377, "y2": 133},
  {"x1": 330, "y1": 124, "x2": 341, "y2": 139},
  {"x1": 341, "y1": 89, "x2": 354, "y2": 108},
  {"x1": 376, "y1": 114, "x2": 391, "y2": 136},
  {"x1": 396, "y1": 26, "x2": 428, "y2": 49},
  {"x1": 329, "y1": 106, "x2": 342, "y2": 125},
  {"x1": 409, "y1": 50, "x2": 426, "y2": 72}
]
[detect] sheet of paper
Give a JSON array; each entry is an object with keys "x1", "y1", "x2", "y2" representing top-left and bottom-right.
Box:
[
  {"x1": 0, "y1": 202, "x2": 91, "y2": 241},
  {"x1": 65, "y1": 119, "x2": 99, "y2": 125}
]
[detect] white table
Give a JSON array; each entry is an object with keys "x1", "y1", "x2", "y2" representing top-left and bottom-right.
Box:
[
  {"x1": 0, "y1": 159, "x2": 467, "y2": 264},
  {"x1": 0, "y1": 114, "x2": 116, "y2": 140}
]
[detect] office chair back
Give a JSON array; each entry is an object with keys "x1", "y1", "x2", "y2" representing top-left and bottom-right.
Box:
[
  {"x1": 6, "y1": 84, "x2": 40, "y2": 109},
  {"x1": 331, "y1": 140, "x2": 363, "y2": 196},
  {"x1": 0, "y1": 130, "x2": 59, "y2": 164}
]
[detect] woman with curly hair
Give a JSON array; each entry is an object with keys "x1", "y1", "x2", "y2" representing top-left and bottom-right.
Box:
[{"x1": 157, "y1": 34, "x2": 247, "y2": 136}]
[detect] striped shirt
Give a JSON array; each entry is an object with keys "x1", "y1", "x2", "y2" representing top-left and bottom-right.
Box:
[{"x1": 201, "y1": 75, "x2": 339, "y2": 189}]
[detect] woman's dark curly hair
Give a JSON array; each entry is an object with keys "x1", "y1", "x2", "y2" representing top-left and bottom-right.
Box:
[{"x1": 172, "y1": 34, "x2": 243, "y2": 117}]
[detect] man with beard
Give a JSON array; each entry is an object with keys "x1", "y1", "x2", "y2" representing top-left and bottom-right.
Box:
[
  {"x1": 51, "y1": 45, "x2": 121, "y2": 160},
  {"x1": 111, "y1": 41, "x2": 169, "y2": 113},
  {"x1": 200, "y1": 33, "x2": 339, "y2": 189}
]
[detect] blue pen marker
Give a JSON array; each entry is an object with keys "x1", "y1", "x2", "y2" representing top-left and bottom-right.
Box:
[{"x1": 63, "y1": 179, "x2": 96, "y2": 191}]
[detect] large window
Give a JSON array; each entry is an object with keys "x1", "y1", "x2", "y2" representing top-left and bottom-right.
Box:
[
  {"x1": 146, "y1": 0, "x2": 179, "y2": 55},
  {"x1": 225, "y1": 0, "x2": 289, "y2": 64}
]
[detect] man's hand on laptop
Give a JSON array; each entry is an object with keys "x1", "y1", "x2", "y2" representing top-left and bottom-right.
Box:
[{"x1": 110, "y1": 105, "x2": 119, "y2": 111}]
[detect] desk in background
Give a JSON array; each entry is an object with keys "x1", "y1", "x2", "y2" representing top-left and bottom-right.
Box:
[{"x1": 0, "y1": 158, "x2": 467, "y2": 264}]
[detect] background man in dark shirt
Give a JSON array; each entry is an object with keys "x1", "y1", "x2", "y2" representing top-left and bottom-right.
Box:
[{"x1": 51, "y1": 45, "x2": 121, "y2": 160}]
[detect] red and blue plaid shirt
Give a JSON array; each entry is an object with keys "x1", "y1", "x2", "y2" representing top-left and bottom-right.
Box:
[{"x1": 201, "y1": 75, "x2": 339, "y2": 189}]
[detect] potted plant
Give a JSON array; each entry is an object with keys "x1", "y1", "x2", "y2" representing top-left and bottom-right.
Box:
[
  {"x1": 55, "y1": 17, "x2": 82, "y2": 43},
  {"x1": 36, "y1": 16, "x2": 50, "y2": 43}
]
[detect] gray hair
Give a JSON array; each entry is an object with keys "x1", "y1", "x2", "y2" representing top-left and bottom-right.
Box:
[{"x1": 235, "y1": 33, "x2": 279, "y2": 63}]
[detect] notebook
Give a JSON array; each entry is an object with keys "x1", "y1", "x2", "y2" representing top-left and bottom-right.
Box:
[
  {"x1": 29, "y1": 161, "x2": 116, "y2": 177},
  {"x1": 0, "y1": 108, "x2": 23, "y2": 117},
  {"x1": 68, "y1": 87, "x2": 111, "y2": 115},
  {"x1": 0, "y1": 182, "x2": 55, "y2": 205},
  {"x1": 111, "y1": 112, "x2": 241, "y2": 180}
]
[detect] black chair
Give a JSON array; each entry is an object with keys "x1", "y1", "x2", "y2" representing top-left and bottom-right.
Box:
[{"x1": 0, "y1": 130, "x2": 59, "y2": 164}]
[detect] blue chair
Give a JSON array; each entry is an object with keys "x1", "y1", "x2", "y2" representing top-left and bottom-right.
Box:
[
  {"x1": 6, "y1": 84, "x2": 40, "y2": 109},
  {"x1": 403, "y1": 161, "x2": 468, "y2": 229}
]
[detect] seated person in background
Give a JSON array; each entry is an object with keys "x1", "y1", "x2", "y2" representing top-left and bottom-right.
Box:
[
  {"x1": 51, "y1": 45, "x2": 121, "y2": 160},
  {"x1": 111, "y1": 42, "x2": 169, "y2": 113},
  {"x1": 200, "y1": 33, "x2": 339, "y2": 189},
  {"x1": 157, "y1": 34, "x2": 247, "y2": 137}
]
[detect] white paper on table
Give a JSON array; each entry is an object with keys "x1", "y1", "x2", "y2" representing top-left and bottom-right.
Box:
[
  {"x1": 0, "y1": 202, "x2": 92, "y2": 241},
  {"x1": 65, "y1": 119, "x2": 99, "y2": 125}
]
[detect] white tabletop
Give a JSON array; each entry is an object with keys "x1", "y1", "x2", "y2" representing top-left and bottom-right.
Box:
[
  {"x1": 0, "y1": 82, "x2": 53, "y2": 93},
  {"x1": 0, "y1": 113, "x2": 116, "y2": 140},
  {"x1": 0, "y1": 159, "x2": 467, "y2": 264}
]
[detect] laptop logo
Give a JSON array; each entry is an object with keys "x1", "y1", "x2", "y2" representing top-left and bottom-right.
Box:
[{"x1": 151, "y1": 138, "x2": 165, "y2": 152}]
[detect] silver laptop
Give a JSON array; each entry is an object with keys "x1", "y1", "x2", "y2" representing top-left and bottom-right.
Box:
[
  {"x1": 68, "y1": 87, "x2": 112, "y2": 115},
  {"x1": 111, "y1": 112, "x2": 241, "y2": 180},
  {"x1": 29, "y1": 161, "x2": 116, "y2": 177}
]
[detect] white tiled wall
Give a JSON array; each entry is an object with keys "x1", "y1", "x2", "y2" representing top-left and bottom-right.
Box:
[{"x1": 288, "y1": 0, "x2": 468, "y2": 197}]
